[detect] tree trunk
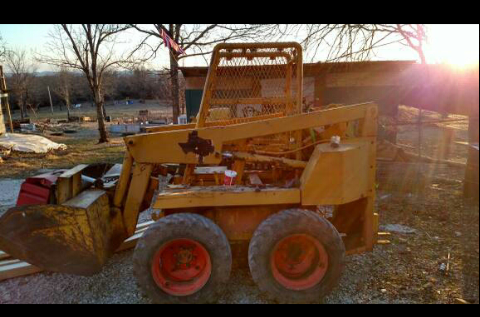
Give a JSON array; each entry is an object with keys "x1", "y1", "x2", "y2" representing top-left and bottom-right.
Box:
[
  {"x1": 65, "y1": 89, "x2": 71, "y2": 121},
  {"x1": 94, "y1": 89, "x2": 109, "y2": 143},
  {"x1": 18, "y1": 100, "x2": 24, "y2": 120},
  {"x1": 169, "y1": 52, "x2": 180, "y2": 124},
  {"x1": 102, "y1": 103, "x2": 107, "y2": 120},
  {"x1": 66, "y1": 102, "x2": 70, "y2": 121}
]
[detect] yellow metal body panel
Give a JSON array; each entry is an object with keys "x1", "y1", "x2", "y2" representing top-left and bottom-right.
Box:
[
  {"x1": 113, "y1": 153, "x2": 133, "y2": 209},
  {"x1": 232, "y1": 152, "x2": 308, "y2": 169},
  {"x1": 300, "y1": 142, "x2": 369, "y2": 205},
  {"x1": 63, "y1": 190, "x2": 124, "y2": 264},
  {"x1": 153, "y1": 186, "x2": 300, "y2": 209},
  {"x1": 125, "y1": 103, "x2": 372, "y2": 164},
  {"x1": 56, "y1": 164, "x2": 89, "y2": 204},
  {"x1": 206, "y1": 206, "x2": 287, "y2": 240},
  {"x1": 123, "y1": 163, "x2": 153, "y2": 236}
]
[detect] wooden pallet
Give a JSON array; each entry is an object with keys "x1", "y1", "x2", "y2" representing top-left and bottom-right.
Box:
[
  {"x1": 0, "y1": 250, "x2": 10, "y2": 261},
  {"x1": 0, "y1": 220, "x2": 154, "y2": 281}
]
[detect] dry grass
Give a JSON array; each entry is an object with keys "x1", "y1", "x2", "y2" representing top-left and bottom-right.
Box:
[{"x1": 0, "y1": 135, "x2": 126, "y2": 179}]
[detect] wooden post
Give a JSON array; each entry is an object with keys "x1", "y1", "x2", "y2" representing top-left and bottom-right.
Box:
[
  {"x1": 0, "y1": 66, "x2": 14, "y2": 133},
  {"x1": 393, "y1": 104, "x2": 399, "y2": 144},
  {"x1": 416, "y1": 62, "x2": 429, "y2": 198},
  {"x1": 464, "y1": 99, "x2": 479, "y2": 202},
  {"x1": 47, "y1": 86, "x2": 54, "y2": 114},
  {"x1": 417, "y1": 106, "x2": 422, "y2": 160},
  {"x1": 442, "y1": 127, "x2": 455, "y2": 160},
  {"x1": 0, "y1": 97, "x2": 4, "y2": 135}
]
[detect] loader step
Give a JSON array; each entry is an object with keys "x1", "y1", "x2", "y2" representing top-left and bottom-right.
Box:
[{"x1": 153, "y1": 186, "x2": 301, "y2": 209}]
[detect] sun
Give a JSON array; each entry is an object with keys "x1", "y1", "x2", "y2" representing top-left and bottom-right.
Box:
[{"x1": 425, "y1": 24, "x2": 479, "y2": 68}]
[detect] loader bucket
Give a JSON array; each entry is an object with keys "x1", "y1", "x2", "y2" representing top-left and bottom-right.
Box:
[{"x1": 0, "y1": 189, "x2": 126, "y2": 276}]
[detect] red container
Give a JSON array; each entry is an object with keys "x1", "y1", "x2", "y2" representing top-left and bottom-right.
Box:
[
  {"x1": 16, "y1": 171, "x2": 64, "y2": 206},
  {"x1": 224, "y1": 170, "x2": 237, "y2": 186}
]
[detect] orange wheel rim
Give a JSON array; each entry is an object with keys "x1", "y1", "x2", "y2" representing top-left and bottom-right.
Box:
[
  {"x1": 271, "y1": 234, "x2": 328, "y2": 290},
  {"x1": 151, "y1": 239, "x2": 211, "y2": 296}
]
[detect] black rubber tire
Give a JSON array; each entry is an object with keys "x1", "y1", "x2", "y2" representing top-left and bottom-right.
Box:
[
  {"x1": 133, "y1": 213, "x2": 232, "y2": 304},
  {"x1": 248, "y1": 208, "x2": 345, "y2": 303}
]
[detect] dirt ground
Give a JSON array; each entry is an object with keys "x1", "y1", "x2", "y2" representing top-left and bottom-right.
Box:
[
  {"x1": 1, "y1": 164, "x2": 477, "y2": 304},
  {"x1": 0, "y1": 104, "x2": 478, "y2": 304}
]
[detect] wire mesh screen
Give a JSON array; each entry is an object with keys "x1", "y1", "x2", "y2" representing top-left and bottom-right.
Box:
[{"x1": 201, "y1": 43, "x2": 302, "y2": 125}]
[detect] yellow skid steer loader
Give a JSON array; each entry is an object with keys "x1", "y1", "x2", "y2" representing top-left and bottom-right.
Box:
[{"x1": 0, "y1": 42, "x2": 378, "y2": 303}]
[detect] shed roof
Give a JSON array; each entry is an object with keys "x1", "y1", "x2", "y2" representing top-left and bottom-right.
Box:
[{"x1": 180, "y1": 60, "x2": 417, "y2": 77}]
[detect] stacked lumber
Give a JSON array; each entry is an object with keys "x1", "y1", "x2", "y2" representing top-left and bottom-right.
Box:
[
  {"x1": 0, "y1": 257, "x2": 43, "y2": 280},
  {"x1": 0, "y1": 220, "x2": 154, "y2": 281}
]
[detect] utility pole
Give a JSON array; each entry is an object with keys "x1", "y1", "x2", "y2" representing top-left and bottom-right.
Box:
[{"x1": 47, "y1": 86, "x2": 54, "y2": 114}]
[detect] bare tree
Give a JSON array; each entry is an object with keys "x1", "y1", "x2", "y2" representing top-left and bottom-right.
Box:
[
  {"x1": 297, "y1": 24, "x2": 429, "y2": 159},
  {"x1": 0, "y1": 34, "x2": 6, "y2": 62},
  {"x1": 252, "y1": 24, "x2": 429, "y2": 65},
  {"x1": 38, "y1": 24, "x2": 138, "y2": 143},
  {"x1": 260, "y1": 24, "x2": 411, "y2": 63},
  {"x1": 130, "y1": 24, "x2": 271, "y2": 123},
  {"x1": 101, "y1": 70, "x2": 118, "y2": 107},
  {"x1": 4, "y1": 48, "x2": 37, "y2": 120},
  {"x1": 52, "y1": 67, "x2": 75, "y2": 119},
  {"x1": 382, "y1": 24, "x2": 427, "y2": 64},
  {"x1": 131, "y1": 67, "x2": 151, "y2": 101}
]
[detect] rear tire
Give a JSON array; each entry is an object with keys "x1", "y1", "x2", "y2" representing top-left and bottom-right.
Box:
[
  {"x1": 248, "y1": 209, "x2": 345, "y2": 303},
  {"x1": 133, "y1": 213, "x2": 232, "y2": 304}
]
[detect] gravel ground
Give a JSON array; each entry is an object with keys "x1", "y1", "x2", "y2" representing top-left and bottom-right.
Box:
[
  {"x1": 0, "y1": 163, "x2": 478, "y2": 304},
  {"x1": 0, "y1": 245, "x2": 399, "y2": 304},
  {"x1": 0, "y1": 179, "x2": 24, "y2": 215},
  {"x1": 0, "y1": 243, "x2": 441, "y2": 304}
]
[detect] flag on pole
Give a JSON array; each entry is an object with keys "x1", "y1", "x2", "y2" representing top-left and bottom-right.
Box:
[{"x1": 160, "y1": 29, "x2": 185, "y2": 55}]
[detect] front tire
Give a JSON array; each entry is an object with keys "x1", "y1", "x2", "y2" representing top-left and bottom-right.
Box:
[
  {"x1": 248, "y1": 209, "x2": 345, "y2": 303},
  {"x1": 133, "y1": 213, "x2": 232, "y2": 304}
]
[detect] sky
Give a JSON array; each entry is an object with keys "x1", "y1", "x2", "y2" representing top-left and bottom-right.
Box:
[{"x1": 0, "y1": 24, "x2": 478, "y2": 72}]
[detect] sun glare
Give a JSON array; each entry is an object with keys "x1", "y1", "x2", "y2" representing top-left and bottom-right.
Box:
[{"x1": 426, "y1": 24, "x2": 479, "y2": 69}]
